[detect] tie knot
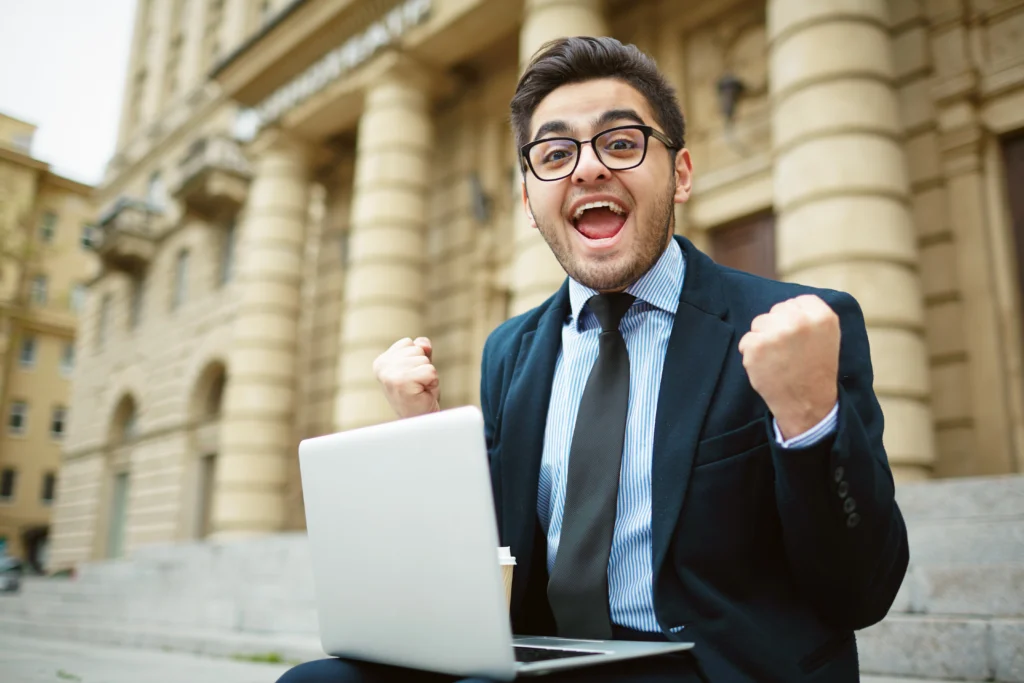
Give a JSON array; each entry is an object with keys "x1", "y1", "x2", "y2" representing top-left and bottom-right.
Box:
[{"x1": 587, "y1": 293, "x2": 635, "y2": 333}]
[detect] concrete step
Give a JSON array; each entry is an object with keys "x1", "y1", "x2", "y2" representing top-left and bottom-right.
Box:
[
  {"x1": 908, "y1": 519, "x2": 1024, "y2": 566},
  {"x1": 895, "y1": 475, "x2": 1024, "y2": 522},
  {"x1": 0, "y1": 611, "x2": 1001, "y2": 683},
  {"x1": 0, "y1": 613, "x2": 324, "y2": 664},
  {"x1": 0, "y1": 592, "x2": 320, "y2": 636},
  {"x1": 858, "y1": 614, "x2": 1024, "y2": 682},
  {"x1": 891, "y1": 563, "x2": 1024, "y2": 616}
]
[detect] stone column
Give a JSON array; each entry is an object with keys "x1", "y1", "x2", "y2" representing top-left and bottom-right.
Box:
[
  {"x1": 335, "y1": 56, "x2": 433, "y2": 430},
  {"x1": 211, "y1": 130, "x2": 311, "y2": 536},
  {"x1": 508, "y1": 0, "x2": 608, "y2": 316},
  {"x1": 768, "y1": 0, "x2": 935, "y2": 481}
]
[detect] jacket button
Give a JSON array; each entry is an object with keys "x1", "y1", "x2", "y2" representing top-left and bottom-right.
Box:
[
  {"x1": 847, "y1": 513, "x2": 861, "y2": 528},
  {"x1": 843, "y1": 497, "x2": 856, "y2": 514},
  {"x1": 834, "y1": 466, "x2": 844, "y2": 483},
  {"x1": 837, "y1": 481, "x2": 849, "y2": 498}
]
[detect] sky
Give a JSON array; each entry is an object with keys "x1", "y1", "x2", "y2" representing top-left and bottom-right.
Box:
[{"x1": 0, "y1": 0, "x2": 137, "y2": 186}]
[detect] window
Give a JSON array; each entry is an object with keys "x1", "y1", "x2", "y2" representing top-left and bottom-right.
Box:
[
  {"x1": 80, "y1": 223, "x2": 96, "y2": 249},
  {"x1": 0, "y1": 469, "x2": 15, "y2": 501},
  {"x1": 122, "y1": 411, "x2": 137, "y2": 442},
  {"x1": 147, "y1": 171, "x2": 165, "y2": 210},
  {"x1": 41, "y1": 472, "x2": 56, "y2": 504},
  {"x1": 61, "y1": 341, "x2": 75, "y2": 376},
  {"x1": 8, "y1": 401, "x2": 27, "y2": 435},
  {"x1": 19, "y1": 336, "x2": 37, "y2": 368},
  {"x1": 51, "y1": 406, "x2": 67, "y2": 439},
  {"x1": 173, "y1": 250, "x2": 189, "y2": 309},
  {"x1": 98, "y1": 294, "x2": 111, "y2": 349},
  {"x1": 220, "y1": 221, "x2": 235, "y2": 285},
  {"x1": 70, "y1": 283, "x2": 86, "y2": 312},
  {"x1": 130, "y1": 278, "x2": 144, "y2": 328},
  {"x1": 31, "y1": 275, "x2": 48, "y2": 305},
  {"x1": 38, "y1": 212, "x2": 58, "y2": 243}
]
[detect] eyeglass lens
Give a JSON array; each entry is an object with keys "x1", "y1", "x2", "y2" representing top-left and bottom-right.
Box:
[{"x1": 528, "y1": 127, "x2": 648, "y2": 180}]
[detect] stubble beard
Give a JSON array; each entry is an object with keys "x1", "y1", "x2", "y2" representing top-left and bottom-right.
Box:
[{"x1": 531, "y1": 179, "x2": 676, "y2": 292}]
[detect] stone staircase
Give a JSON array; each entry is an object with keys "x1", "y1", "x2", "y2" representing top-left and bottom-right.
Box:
[
  {"x1": 0, "y1": 475, "x2": 1021, "y2": 681},
  {"x1": 857, "y1": 475, "x2": 1024, "y2": 682}
]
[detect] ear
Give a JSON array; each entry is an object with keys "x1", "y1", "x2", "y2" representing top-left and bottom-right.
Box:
[
  {"x1": 521, "y1": 180, "x2": 538, "y2": 229},
  {"x1": 673, "y1": 149, "x2": 693, "y2": 204}
]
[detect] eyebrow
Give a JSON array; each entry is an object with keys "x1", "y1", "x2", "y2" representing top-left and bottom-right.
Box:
[{"x1": 531, "y1": 108, "x2": 648, "y2": 142}]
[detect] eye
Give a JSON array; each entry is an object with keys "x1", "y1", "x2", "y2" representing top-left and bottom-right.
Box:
[
  {"x1": 532, "y1": 140, "x2": 577, "y2": 167},
  {"x1": 543, "y1": 149, "x2": 572, "y2": 164},
  {"x1": 603, "y1": 136, "x2": 639, "y2": 152}
]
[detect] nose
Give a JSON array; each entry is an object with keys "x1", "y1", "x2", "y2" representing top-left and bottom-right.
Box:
[{"x1": 571, "y1": 142, "x2": 609, "y2": 185}]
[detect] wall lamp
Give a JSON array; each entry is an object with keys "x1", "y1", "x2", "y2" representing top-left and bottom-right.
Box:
[{"x1": 716, "y1": 72, "x2": 746, "y2": 126}]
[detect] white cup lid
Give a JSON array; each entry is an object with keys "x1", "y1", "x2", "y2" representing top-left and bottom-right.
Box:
[{"x1": 498, "y1": 546, "x2": 517, "y2": 565}]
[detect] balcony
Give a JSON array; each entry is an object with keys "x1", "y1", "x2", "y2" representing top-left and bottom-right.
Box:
[
  {"x1": 172, "y1": 136, "x2": 251, "y2": 219},
  {"x1": 92, "y1": 198, "x2": 161, "y2": 274}
]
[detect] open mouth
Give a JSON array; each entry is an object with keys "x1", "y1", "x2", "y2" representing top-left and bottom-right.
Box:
[{"x1": 570, "y1": 200, "x2": 629, "y2": 242}]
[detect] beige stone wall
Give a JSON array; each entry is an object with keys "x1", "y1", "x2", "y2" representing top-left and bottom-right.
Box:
[
  {"x1": 890, "y1": 0, "x2": 1024, "y2": 477},
  {"x1": 49, "y1": 218, "x2": 237, "y2": 569},
  {"x1": 0, "y1": 134, "x2": 97, "y2": 563},
  {"x1": 52, "y1": 0, "x2": 1024, "y2": 569}
]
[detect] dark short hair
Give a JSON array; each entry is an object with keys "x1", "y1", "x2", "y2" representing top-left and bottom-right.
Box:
[{"x1": 509, "y1": 36, "x2": 686, "y2": 165}]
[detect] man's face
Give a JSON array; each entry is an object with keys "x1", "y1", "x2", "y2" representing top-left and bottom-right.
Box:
[{"x1": 521, "y1": 78, "x2": 693, "y2": 292}]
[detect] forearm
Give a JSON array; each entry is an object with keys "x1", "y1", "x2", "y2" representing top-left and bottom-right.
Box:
[{"x1": 771, "y1": 386, "x2": 909, "y2": 630}]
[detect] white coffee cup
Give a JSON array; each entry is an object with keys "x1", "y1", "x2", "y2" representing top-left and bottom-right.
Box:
[{"x1": 498, "y1": 546, "x2": 516, "y2": 610}]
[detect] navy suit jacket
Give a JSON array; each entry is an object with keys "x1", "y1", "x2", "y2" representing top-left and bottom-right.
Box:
[{"x1": 478, "y1": 236, "x2": 909, "y2": 682}]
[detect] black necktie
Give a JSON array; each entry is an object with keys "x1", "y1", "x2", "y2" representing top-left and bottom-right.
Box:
[{"x1": 547, "y1": 292, "x2": 635, "y2": 639}]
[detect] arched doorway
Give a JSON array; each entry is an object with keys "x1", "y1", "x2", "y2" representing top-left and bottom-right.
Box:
[
  {"x1": 188, "y1": 362, "x2": 226, "y2": 539},
  {"x1": 104, "y1": 395, "x2": 138, "y2": 559}
]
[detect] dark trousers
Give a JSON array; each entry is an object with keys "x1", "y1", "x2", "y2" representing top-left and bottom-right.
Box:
[{"x1": 276, "y1": 626, "x2": 705, "y2": 683}]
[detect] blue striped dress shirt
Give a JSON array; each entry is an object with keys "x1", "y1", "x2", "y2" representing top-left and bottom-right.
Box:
[{"x1": 537, "y1": 238, "x2": 839, "y2": 633}]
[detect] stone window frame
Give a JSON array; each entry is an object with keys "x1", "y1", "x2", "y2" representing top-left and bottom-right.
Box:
[
  {"x1": 18, "y1": 335, "x2": 37, "y2": 369},
  {"x1": 50, "y1": 405, "x2": 67, "y2": 440},
  {"x1": 0, "y1": 467, "x2": 16, "y2": 502},
  {"x1": 7, "y1": 400, "x2": 28, "y2": 437}
]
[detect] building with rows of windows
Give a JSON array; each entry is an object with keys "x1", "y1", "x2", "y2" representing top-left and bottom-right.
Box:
[
  {"x1": 0, "y1": 113, "x2": 98, "y2": 569},
  {"x1": 48, "y1": 0, "x2": 1024, "y2": 570}
]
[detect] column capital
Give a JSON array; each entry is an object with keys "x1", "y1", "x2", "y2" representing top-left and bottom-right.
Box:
[
  {"x1": 359, "y1": 50, "x2": 453, "y2": 98},
  {"x1": 246, "y1": 126, "x2": 316, "y2": 163},
  {"x1": 767, "y1": 0, "x2": 887, "y2": 44}
]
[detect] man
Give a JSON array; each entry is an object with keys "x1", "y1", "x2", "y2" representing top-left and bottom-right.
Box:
[{"x1": 280, "y1": 36, "x2": 908, "y2": 683}]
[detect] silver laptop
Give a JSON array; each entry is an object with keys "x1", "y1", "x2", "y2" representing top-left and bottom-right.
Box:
[{"x1": 298, "y1": 405, "x2": 694, "y2": 681}]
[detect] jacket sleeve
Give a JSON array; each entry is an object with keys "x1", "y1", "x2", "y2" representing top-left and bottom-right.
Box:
[
  {"x1": 770, "y1": 290, "x2": 910, "y2": 631},
  {"x1": 480, "y1": 334, "x2": 503, "y2": 520}
]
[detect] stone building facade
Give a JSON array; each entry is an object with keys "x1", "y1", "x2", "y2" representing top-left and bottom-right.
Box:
[
  {"x1": 49, "y1": 0, "x2": 1024, "y2": 570},
  {"x1": 0, "y1": 113, "x2": 98, "y2": 567}
]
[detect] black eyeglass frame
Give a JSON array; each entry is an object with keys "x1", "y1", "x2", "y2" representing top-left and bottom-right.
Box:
[{"x1": 520, "y1": 124, "x2": 679, "y2": 182}]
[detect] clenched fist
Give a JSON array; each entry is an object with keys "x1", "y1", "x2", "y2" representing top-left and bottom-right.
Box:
[
  {"x1": 738, "y1": 294, "x2": 840, "y2": 440},
  {"x1": 373, "y1": 337, "x2": 441, "y2": 419}
]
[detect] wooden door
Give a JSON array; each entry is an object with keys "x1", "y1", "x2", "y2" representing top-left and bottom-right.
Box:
[{"x1": 709, "y1": 212, "x2": 777, "y2": 279}]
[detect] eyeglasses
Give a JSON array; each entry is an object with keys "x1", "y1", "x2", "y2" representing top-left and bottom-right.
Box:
[{"x1": 520, "y1": 124, "x2": 678, "y2": 182}]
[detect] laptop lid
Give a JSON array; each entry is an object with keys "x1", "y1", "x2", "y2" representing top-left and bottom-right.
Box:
[{"x1": 298, "y1": 406, "x2": 518, "y2": 680}]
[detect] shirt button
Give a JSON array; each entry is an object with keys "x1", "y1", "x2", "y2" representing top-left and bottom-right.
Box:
[
  {"x1": 837, "y1": 481, "x2": 849, "y2": 498},
  {"x1": 847, "y1": 513, "x2": 861, "y2": 528},
  {"x1": 843, "y1": 497, "x2": 856, "y2": 514},
  {"x1": 834, "y1": 467, "x2": 844, "y2": 483}
]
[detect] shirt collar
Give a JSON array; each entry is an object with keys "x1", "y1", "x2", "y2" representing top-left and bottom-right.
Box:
[{"x1": 568, "y1": 237, "x2": 685, "y2": 326}]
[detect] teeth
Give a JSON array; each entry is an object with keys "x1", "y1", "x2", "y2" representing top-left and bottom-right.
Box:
[{"x1": 572, "y1": 200, "x2": 626, "y2": 221}]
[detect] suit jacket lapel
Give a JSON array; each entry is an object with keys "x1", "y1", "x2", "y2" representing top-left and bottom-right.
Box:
[
  {"x1": 500, "y1": 283, "x2": 569, "y2": 601},
  {"x1": 651, "y1": 237, "x2": 734, "y2": 581}
]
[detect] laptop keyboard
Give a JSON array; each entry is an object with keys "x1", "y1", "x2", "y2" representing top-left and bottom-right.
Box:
[{"x1": 513, "y1": 646, "x2": 607, "y2": 663}]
